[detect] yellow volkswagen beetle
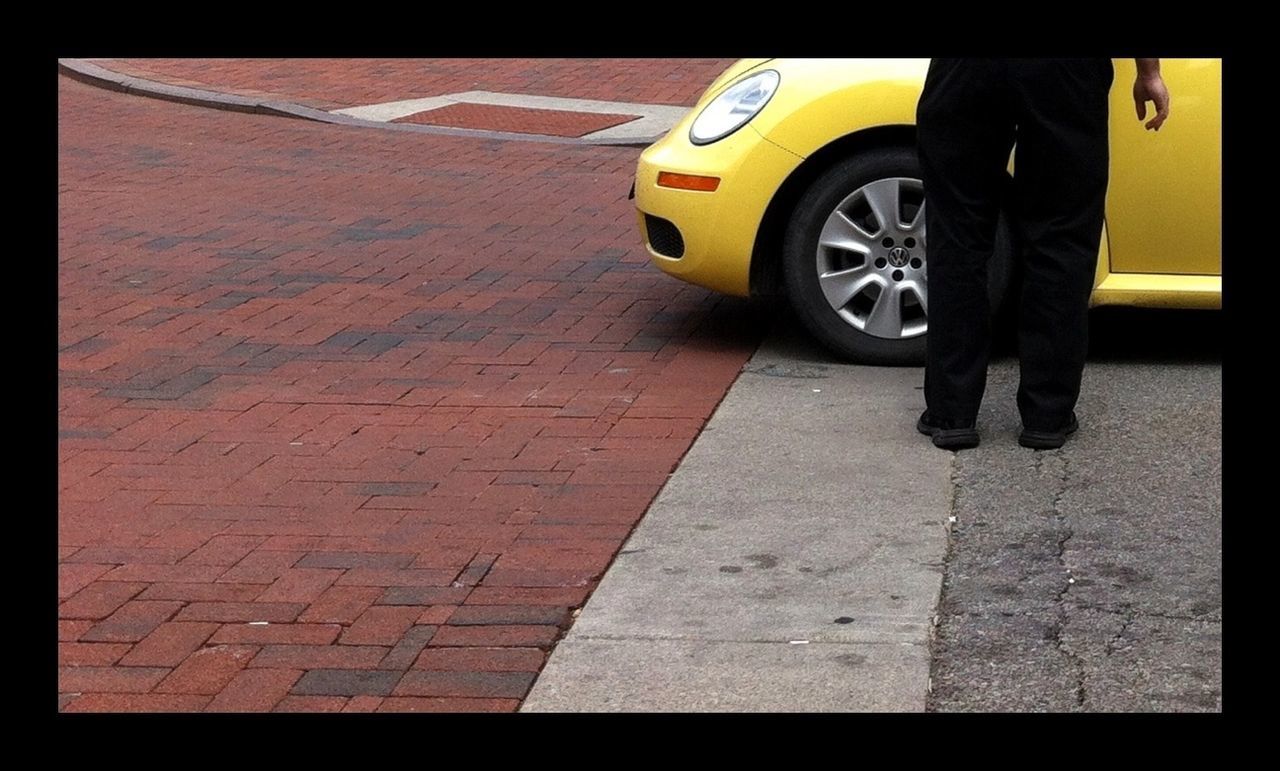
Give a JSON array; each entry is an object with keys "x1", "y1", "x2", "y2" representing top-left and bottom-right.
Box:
[{"x1": 634, "y1": 58, "x2": 1221, "y2": 364}]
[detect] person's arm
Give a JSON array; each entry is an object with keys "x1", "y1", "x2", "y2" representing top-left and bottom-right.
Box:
[{"x1": 1134, "y1": 58, "x2": 1171, "y2": 131}]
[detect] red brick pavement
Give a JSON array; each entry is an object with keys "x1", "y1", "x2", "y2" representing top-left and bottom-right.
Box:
[
  {"x1": 58, "y1": 69, "x2": 765, "y2": 712},
  {"x1": 93, "y1": 59, "x2": 736, "y2": 112}
]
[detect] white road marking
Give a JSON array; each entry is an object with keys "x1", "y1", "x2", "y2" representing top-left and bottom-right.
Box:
[
  {"x1": 332, "y1": 91, "x2": 691, "y2": 142},
  {"x1": 332, "y1": 96, "x2": 461, "y2": 122}
]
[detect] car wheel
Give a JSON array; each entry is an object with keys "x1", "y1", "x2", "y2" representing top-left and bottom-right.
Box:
[{"x1": 782, "y1": 146, "x2": 1015, "y2": 366}]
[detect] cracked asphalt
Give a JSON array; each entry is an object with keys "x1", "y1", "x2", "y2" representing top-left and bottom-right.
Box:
[{"x1": 928, "y1": 307, "x2": 1222, "y2": 712}]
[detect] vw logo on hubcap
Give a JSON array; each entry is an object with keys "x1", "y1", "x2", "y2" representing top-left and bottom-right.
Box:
[{"x1": 887, "y1": 246, "x2": 910, "y2": 268}]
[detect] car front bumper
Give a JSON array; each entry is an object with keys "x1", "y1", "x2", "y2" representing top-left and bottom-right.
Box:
[{"x1": 634, "y1": 124, "x2": 804, "y2": 298}]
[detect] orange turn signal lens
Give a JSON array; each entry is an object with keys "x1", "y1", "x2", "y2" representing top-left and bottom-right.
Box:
[{"x1": 656, "y1": 172, "x2": 721, "y2": 192}]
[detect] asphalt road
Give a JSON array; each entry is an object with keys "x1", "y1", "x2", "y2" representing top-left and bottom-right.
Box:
[
  {"x1": 928, "y1": 307, "x2": 1222, "y2": 711},
  {"x1": 525, "y1": 303, "x2": 1221, "y2": 712}
]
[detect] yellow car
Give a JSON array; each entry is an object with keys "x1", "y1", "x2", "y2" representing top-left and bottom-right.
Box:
[{"x1": 634, "y1": 58, "x2": 1221, "y2": 364}]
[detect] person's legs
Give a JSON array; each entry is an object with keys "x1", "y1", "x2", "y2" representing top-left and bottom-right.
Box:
[
  {"x1": 1007, "y1": 59, "x2": 1113, "y2": 442},
  {"x1": 916, "y1": 59, "x2": 1017, "y2": 442}
]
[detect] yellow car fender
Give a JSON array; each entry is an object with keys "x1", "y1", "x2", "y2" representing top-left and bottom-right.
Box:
[{"x1": 749, "y1": 59, "x2": 930, "y2": 158}]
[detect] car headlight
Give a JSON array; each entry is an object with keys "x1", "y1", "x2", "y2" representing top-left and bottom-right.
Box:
[{"x1": 689, "y1": 70, "x2": 780, "y2": 145}]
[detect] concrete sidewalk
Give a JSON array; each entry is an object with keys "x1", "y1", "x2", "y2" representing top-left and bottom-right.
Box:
[{"x1": 524, "y1": 321, "x2": 953, "y2": 711}]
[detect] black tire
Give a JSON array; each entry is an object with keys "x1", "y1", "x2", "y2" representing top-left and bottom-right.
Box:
[{"x1": 782, "y1": 146, "x2": 1016, "y2": 366}]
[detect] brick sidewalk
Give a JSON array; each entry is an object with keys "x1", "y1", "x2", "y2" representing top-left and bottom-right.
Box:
[
  {"x1": 58, "y1": 70, "x2": 764, "y2": 712},
  {"x1": 92, "y1": 59, "x2": 736, "y2": 112}
]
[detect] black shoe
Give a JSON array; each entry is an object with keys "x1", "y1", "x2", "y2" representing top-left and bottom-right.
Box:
[
  {"x1": 1018, "y1": 413, "x2": 1079, "y2": 450},
  {"x1": 917, "y1": 411, "x2": 980, "y2": 450}
]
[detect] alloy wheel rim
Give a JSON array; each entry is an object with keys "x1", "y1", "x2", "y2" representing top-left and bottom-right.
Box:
[{"x1": 814, "y1": 177, "x2": 928, "y2": 340}]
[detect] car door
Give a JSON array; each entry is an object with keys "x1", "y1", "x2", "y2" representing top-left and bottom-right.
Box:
[{"x1": 1104, "y1": 58, "x2": 1221, "y2": 276}]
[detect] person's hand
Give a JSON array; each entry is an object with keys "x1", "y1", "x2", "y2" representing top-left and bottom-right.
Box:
[{"x1": 1134, "y1": 71, "x2": 1170, "y2": 131}]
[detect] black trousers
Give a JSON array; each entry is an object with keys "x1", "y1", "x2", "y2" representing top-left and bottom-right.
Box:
[{"x1": 916, "y1": 58, "x2": 1113, "y2": 431}]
